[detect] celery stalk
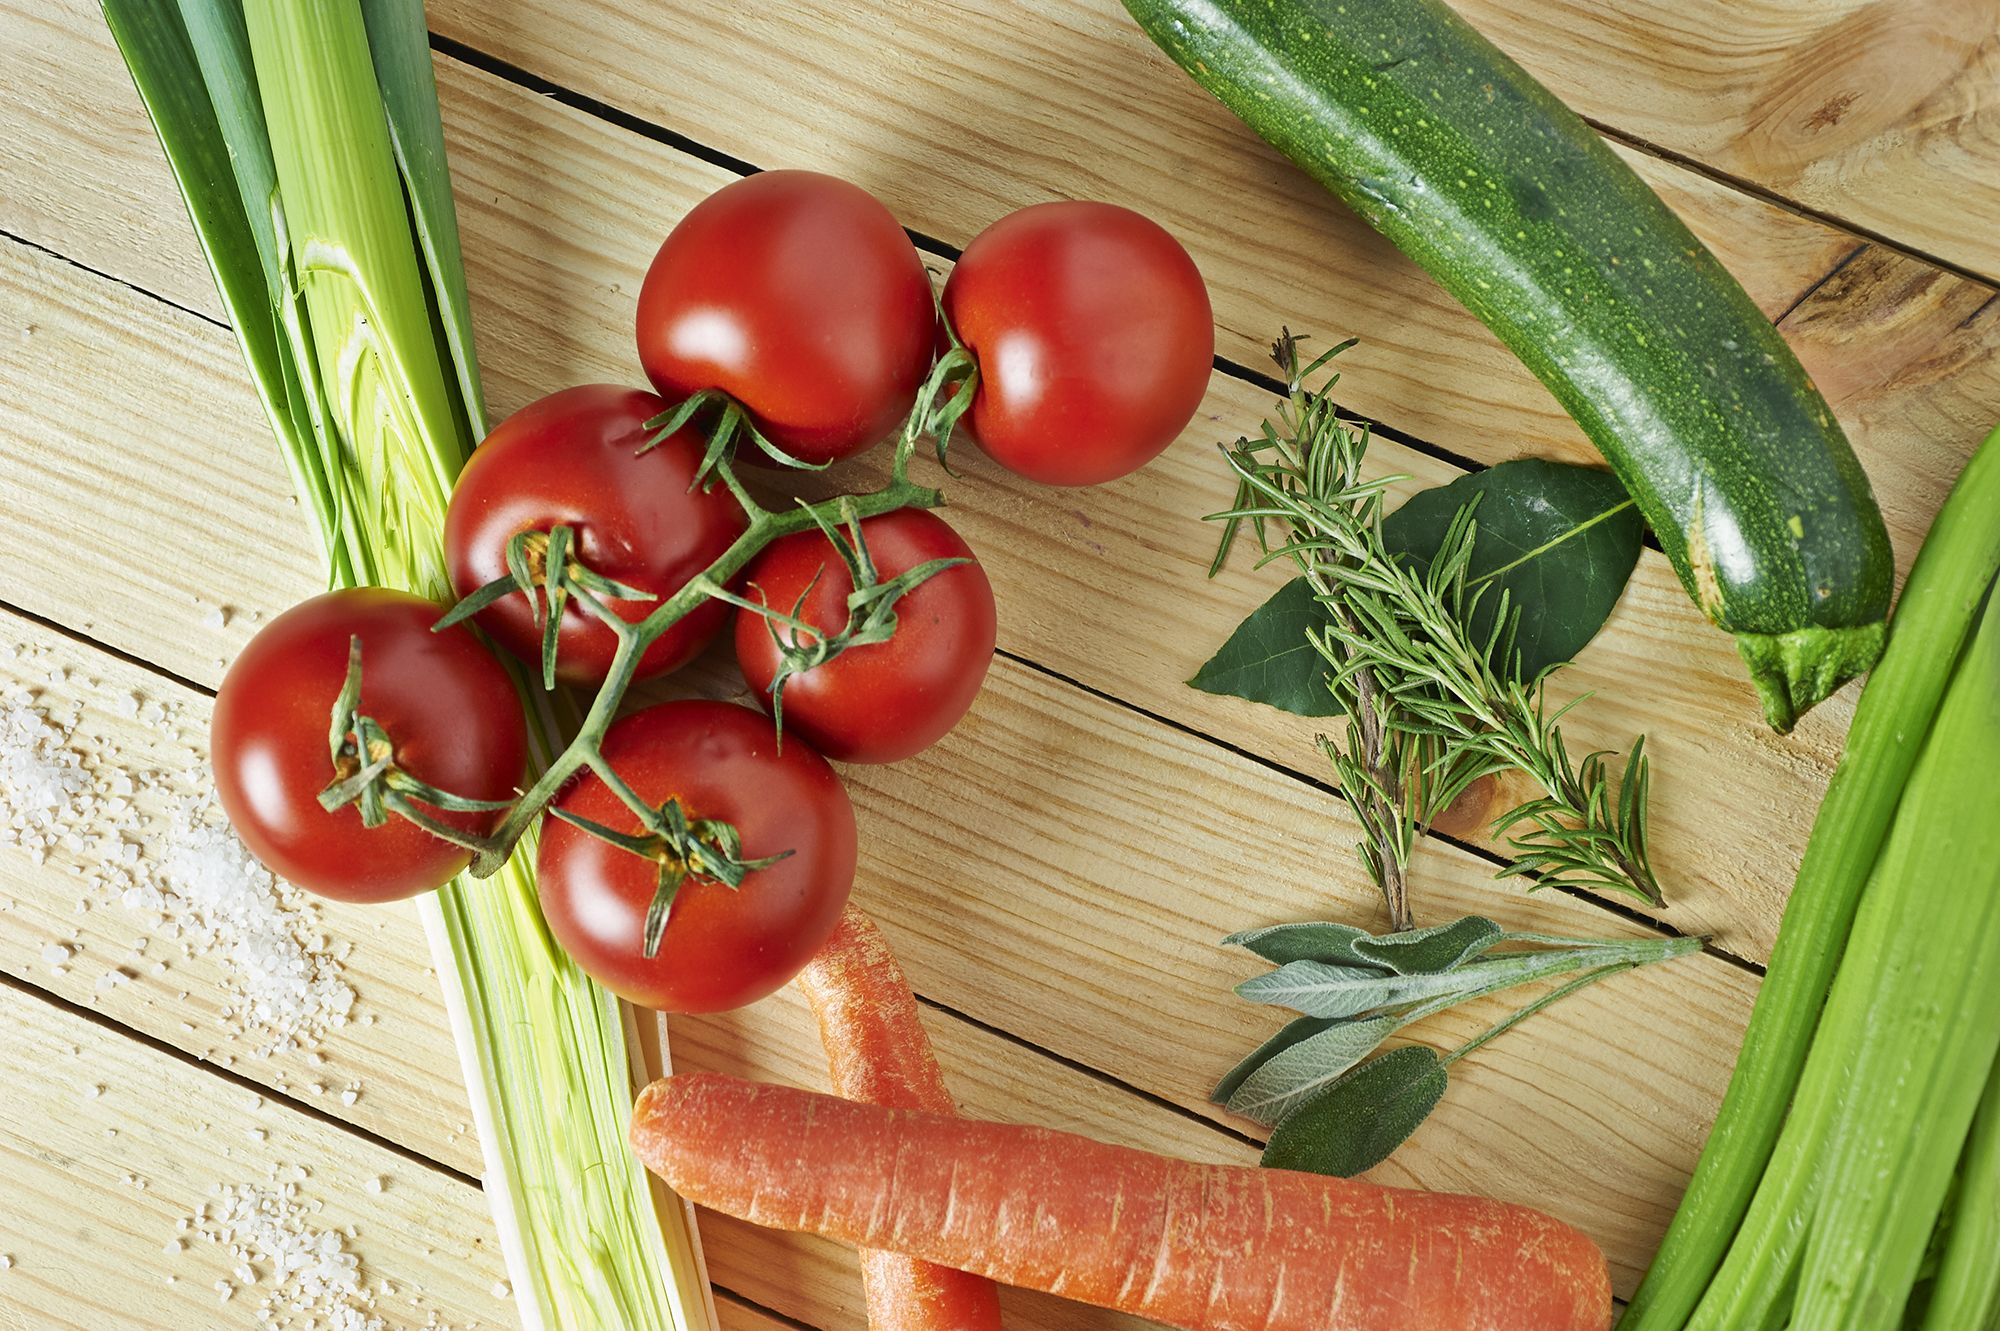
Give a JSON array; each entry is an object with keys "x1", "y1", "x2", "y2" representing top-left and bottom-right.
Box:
[
  {"x1": 1623, "y1": 421, "x2": 2000, "y2": 1329},
  {"x1": 1920, "y1": 1068, "x2": 2000, "y2": 1331},
  {"x1": 1790, "y1": 587, "x2": 2000, "y2": 1324},
  {"x1": 102, "y1": 2, "x2": 713, "y2": 1325}
]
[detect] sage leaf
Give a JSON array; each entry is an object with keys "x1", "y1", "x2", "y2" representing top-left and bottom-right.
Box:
[
  {"x1": 1351, "y1": 915, "x2": 1504, "y2": 975},
  {"x1": 1383, "y1": 459, "x2": 1642, "y2": 681},
  {"x1": 1224, "y1": 1012, "x2": 1404, "y2": 1125},
  {"x1": 1261, "y1": 1045, "x2": 1449, "y2": 1177},
  {"x1": 1223, "y1": 921, "x2": 1379, "y2": 968},
  {"x1": 1236, "y1": 958, "x2": 1484, "y2": 1019},
  {"x1": 1189, "y1": 578, "x2": 1340, "y2": 716},
  {"x1": 1211, "y1": 1015, "x2": 1338, "y2": 1105}
]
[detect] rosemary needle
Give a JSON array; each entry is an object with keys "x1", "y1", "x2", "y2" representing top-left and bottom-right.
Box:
[{"x1": 1210, "y1": 332, "x2": 1663, "y2": 923}]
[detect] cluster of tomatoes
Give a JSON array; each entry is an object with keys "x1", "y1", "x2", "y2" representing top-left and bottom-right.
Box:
[{"x1": 211, "y1": 171, "x2": 1213, "y2": 1013}]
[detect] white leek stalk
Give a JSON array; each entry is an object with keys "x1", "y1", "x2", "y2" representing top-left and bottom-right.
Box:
[{"x1": 102, "y1": 1, "x2": 713, "y2": 1325}]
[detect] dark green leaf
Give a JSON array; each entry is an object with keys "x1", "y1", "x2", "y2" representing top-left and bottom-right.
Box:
[
  {"x1": 1261, "y1": 1045, "x2": 1449, "y2": 1177},
  {"x1": 1351, "y1": 915, "x2": 1503, "y2": 975},
  {"x1": 1222, "y1": 921, "x2": 1378, "y2": 968},
  {"x1": 1236, "y1": 959, "x2": 1482, "y2": 1019},
  {"x1": 1224, "y1": 1012, "x2": 1402, "y2": 1124},
  {"x1": 1210, "y1": 1015, "x2": 1338, "y2": 1106},
  {"x1": 1383, "y1": 459, "x2": 1642, "y2": 679},
  {"x1": 1189, "y1": 578, "x2": 1341, "y2": 716}
]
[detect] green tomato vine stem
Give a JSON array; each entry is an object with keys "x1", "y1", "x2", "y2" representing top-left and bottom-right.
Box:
[
  {"x1": 444, "y1": 335, "x2": 975, "y2": 882},
  {"x1": 460, "y1": 463, "x2": 944, "y2": 878}
]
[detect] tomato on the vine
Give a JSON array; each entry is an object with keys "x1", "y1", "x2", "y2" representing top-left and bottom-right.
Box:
[
  {"x1": 443, "y1": 385, "x2": 747, "y2": 687},
  {"x1": 735, "y1": 508, "x2": 996, "y2": 764},
  {"x1": 537, "y1": 701, "x2": 857, "y2": 1013},
  {"x1": 211, "y1": 588, "x2": 527, "y2": 903},
  {"x1": 941, "y1": 201, "x2": 1213, "y2": 486},
  {"x1": 636, "y1": 170, "x2": 936, "y2": 466}
]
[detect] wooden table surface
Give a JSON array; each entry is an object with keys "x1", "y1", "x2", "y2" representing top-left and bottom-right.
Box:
[{"x1": 2, "y1": 0, "x2": 1997, "y2": 1326}]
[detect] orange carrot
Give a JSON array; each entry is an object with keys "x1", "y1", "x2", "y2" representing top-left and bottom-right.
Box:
[
  {"x1": 633, "y1": 1072, "x2": 1611, "y2": 1331},
  {"x1": 795, "y1": 909, "x2": 1003, "y2": 1331}
]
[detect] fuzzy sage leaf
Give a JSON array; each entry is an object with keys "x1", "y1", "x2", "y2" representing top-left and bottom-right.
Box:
[
  {"x1": 1351, "y1": 915, "x2": 1503, "y2": 975},
  {"x1": 1222, "y1": 920, "x2": 1378, "y2": 967},
  {"x1": 1261, "y1": 1045, "x2": 1449, "y2": 1177}
]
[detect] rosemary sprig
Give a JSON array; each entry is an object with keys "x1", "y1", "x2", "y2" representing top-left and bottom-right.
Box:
[{"x1": 1211, "y1": 332, "x2": 1662, "y2": 920}]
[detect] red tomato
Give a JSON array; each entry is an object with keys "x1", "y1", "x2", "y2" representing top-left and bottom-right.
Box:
[
  {"x1": 538, "y1": 701, "x2": 857, "y2": 1012},
  {"x1": 211, "y1": 589, "x2": 527, "y2": 903},
  {"x1": 941, "y1": 201, "x2": 1213, "y2": 486},
  {"x1": 735, "y1": 509, "x2": 996, "y2": 764},
  {"x1": 635, "y1": 171, "x2": 936, "y2": 465},
  {"x1": 444, "y1": 385, "x2": 747, "y2": 687}
]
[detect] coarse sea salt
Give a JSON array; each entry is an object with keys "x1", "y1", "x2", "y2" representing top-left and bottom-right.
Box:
[
  {"x1": 180, "y1": 1184, "x2": 473, "y2": 1331},
  {"x1": 0, "y1": 665, "x2": 355, "y2": 1056}
]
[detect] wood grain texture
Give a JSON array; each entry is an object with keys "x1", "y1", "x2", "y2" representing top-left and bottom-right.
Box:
[
  {"x1": 421, "y1": 0, "x2": 1856, "y2": 452},
  {"x1": 1452, "y1": 0, "x2": 2000, "y2": 283},
  {"x1": 2, "y1": 0, "x2": 1997, "y2": 1326},
  {"x1": 0, "y1": 444, "x2": 1756, "y2": 1299},
  {"x1": 10, "y1": 0, "x2": 2000, "y2": 966},
  {"x1": 0, "y1": 980, "x2": 513, "y2": 1331}
]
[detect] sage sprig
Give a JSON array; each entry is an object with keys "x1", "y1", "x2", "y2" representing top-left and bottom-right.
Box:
[{"x1": 1218, "y1": 916, "x2": 1698, "y2": 1172}]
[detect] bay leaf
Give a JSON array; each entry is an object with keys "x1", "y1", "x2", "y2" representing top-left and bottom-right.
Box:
[
  {"x1": 1383, "y1": 458, "x2": 1641, "y2": 680},
  {"x1": 1190, "y1": 459, "x2": 1641, "y2": 715},
  {"x1": 1188, "y1": 577, "x2": 1340, "y2": 716}
]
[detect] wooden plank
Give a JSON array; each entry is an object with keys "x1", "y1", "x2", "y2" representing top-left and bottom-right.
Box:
[
  {"x1": 10, "y1": 0, "x2": 2000, "y2": 963},
  {"x1": 0, "y1": 500, "x2": 1754, "y2": 1297},
  {"x1": 0, "y1": 75, "x2": 1852, "y2": 974},
  {"x1": 0, "y1": 979, "x2": 512, "y2": 1330},
  {"x1": 415, "y1": 0, "x2": 1843, "y2": 418},
  {"x1": 1450, "y1": 0, "x2": 2000, "y2": 284},
  {"x1": 0, "y1": 606, "x2": 1189, "y2": 1329}
]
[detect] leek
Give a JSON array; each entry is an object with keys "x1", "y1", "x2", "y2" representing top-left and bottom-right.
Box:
[{"x1": 101, "y1": 2, "x2": 714, "y2": 1326}]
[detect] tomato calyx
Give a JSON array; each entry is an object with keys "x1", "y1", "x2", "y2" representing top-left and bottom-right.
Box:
[
  {"x1": 642, "y1": 389, "x2": 831, "y2": 482},
  {"x1": 921, "y1": 296, "x2": 982, "y2": 474},
  {"x1": 436, "y1": 524, "x2": 653, "y2": 689},
  {"x1": 713, "y1": 498, "x2": 970, "y2": 743},
  {"x1": 550, "y1": 785, "x2": 793, "y2": 957},
  {"x1": 316, "y1": 636, "x2": 516, "y2": 849}
]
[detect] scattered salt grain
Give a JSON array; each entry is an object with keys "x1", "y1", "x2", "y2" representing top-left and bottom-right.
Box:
[
  {"x1": 0, "y1": 1254, "x2": 12, "y2": 1270},
  {"x1": 490, "y1": 1280, "x2": 510, "y2": 1300},
  {"x1": 40, "y1": 941, "x2": 72, "y2": 966},
  {"x1": 182, "y1": 1183, "x2": 387, "y2": 1330},
  {"x1": 0, "y1": 685, "x2": 355, "y2": 1056},
  {"x1": 363, "y1": 1176, "x2": 384, "y2": 1195}
]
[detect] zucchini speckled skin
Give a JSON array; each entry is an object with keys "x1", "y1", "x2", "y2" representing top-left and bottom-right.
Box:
[{"x1": 1125, "y1": 0, "x2": 1893, "y2": 730}]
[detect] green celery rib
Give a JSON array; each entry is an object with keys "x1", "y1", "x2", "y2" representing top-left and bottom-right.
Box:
[
  {"x1": 1790, "y1": 586, "x2": 2000, "y2": 1325},
  {"x1": 1919, "y1": 1066, "x2": 2000, "y2": 1331},
  {"x1": 1621, "y1": 421, "x2": 2000, "y2": 1329}
]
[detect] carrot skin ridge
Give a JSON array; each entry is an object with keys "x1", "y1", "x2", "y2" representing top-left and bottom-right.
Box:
[
  {"x1": 633, "y1": 1070, "x2": 1612, "y2": 1331},
  {"x1": 795, "y1": 908, "x2": 1005, "y2": 1331}
]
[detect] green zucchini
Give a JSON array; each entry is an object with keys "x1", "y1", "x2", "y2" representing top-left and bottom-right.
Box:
[{"x1": 1124, "y1": 0, "x2": 1894, "y2": 730}]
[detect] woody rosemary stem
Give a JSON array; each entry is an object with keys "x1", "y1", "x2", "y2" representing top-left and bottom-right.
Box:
[{"x1": 465, "y1": 463, "x2": 943, "y2": 877}]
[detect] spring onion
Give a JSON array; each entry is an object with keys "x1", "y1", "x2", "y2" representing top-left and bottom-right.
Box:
[{"x1": 100, "y1": 2, "x2": 714, "y2": 1326}]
